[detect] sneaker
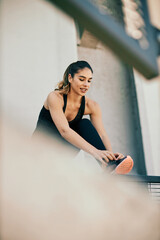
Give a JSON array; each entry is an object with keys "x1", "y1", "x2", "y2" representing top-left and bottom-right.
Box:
[{"x1": 108, "y1": 156, "x2": 134, "y2": 175}]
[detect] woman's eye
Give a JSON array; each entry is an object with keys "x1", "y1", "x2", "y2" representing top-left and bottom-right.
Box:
[{"x1": 79, "y1": 79, "x2": 84, "y2": 81}]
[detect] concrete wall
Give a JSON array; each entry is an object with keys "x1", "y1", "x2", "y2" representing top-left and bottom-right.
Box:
[
  {"x1": 78, "y1": 42, "x2": 145, "y2": 175},
  {"x1": 0, "y1": 0, "x2": 77, "y2": 135},
  {"x1": 77, "y1": 0, "x2": 146, "y2": 175},
  {"x1": 77, "y1": 0, "x2": 160, "y2": 175}
]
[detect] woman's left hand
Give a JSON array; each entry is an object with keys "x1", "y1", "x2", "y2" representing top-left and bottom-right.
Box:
[{"x1": 114, "y1": 152, "x2": 125, "y2": 160}]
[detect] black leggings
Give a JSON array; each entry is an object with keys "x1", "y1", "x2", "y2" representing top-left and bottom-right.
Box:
[
  {"x1": 53, "y1": 118, "x2": 107, "y2": 155},
  {"x1": 73, "y1": 119, "x2": 106, "y2": 151},
  {"x1": 33, "y1": 118, "x2": 106, "y2": 155}
]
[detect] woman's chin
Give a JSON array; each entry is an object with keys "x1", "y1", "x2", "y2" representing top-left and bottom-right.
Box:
[{"x1": 79, "y1": 90, "x2": 87, "y2": 95}]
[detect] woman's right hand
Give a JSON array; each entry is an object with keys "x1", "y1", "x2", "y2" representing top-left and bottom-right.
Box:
[{"x1": 91, "y1": 149, "x2": 116, "y2": 167}]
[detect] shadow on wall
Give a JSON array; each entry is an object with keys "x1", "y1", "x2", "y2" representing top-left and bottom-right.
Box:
[{"x1": 1, "y1": 119, "x2": 160, "y2": 240}]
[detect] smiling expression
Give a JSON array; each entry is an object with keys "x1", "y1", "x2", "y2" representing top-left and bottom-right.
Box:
[{"x1": 68, "y1": 68, "x2": 93, "y2": 96}]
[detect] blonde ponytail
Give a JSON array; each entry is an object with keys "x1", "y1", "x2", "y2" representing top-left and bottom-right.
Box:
[
  {"x1": 55, "y1": 81, "x2": 70, "y2": 94},
  {"x1": 55, "y1": 66, "x2": 70, "y2": 94}
]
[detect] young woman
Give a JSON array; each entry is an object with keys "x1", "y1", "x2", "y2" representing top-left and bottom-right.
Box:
[{"x1": 33, "y1": 61, "x2": 133, "y2": 174}]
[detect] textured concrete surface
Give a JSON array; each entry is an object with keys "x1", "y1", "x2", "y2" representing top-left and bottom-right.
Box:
[
  {"x1": 78, "y1": 42, "x2": 145, "y2": 174},
  {"x1": 0, "y1": 0, "x2": 77, "y2": 133}
]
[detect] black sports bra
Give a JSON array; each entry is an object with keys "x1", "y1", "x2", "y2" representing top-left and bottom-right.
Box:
[
  {"x1": 35, "y1": 94, "x2": 85, "y2": 130},
  {"x1": 63, "y1": 94, "x2": 85, "y2": 125}
]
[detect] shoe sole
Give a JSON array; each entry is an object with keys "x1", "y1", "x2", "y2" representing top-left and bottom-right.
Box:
[{"x1": 113, "y1": 156, "x2": 134, "y2": 175}]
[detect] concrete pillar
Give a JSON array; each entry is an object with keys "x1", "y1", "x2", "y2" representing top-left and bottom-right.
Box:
[{"x1": 77, "y1": 0, "x2": 146, "y2": 174}]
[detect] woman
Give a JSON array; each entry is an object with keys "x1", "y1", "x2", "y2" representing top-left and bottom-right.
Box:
[{"x1": 33, "y1": 60, "x2": 133, "y2": 174}]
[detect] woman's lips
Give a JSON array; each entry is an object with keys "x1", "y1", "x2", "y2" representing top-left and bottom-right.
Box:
[{"x1": 80, "y1": 88, "x2": 87, "y2": 93}]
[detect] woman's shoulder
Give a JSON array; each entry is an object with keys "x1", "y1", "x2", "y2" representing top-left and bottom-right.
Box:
[
  {"x1": 48, "y1": 90, "x2": 63, "y2": 99},
  {"x1": 44, "y1": 91, "x2": 63, "y2": 108},
  {"x1": 85, "y1": 96, "x2": 100, "y2": 113}
]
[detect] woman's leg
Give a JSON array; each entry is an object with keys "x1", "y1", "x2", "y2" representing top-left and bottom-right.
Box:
[
  {"x1": 32, "y1": 123, "x2": 79, "y2": 156},
  {"x1": 74, "y1": 119, "x2": 134, "y2": 174},
  {"x1": 33, "y1": 119, "x2": 105, "y2": 152},
  {"x1": 73, "y1": 118, "x2": 106, "y2": 150}
]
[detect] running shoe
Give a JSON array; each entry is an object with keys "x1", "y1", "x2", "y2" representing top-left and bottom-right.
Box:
[{"x1": 108, "y1": 155, "x2": 134, "y2": 175}]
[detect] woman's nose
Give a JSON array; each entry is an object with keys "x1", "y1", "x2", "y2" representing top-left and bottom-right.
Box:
[{"x1": 83, "y1": 81, "x2": 89, "y2": 86}]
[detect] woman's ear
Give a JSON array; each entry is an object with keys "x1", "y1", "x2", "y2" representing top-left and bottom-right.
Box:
[{"x1": 68, "y1": 74, "x2": 72, "y2": 84}]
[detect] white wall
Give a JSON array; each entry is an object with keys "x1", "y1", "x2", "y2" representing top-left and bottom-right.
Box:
[
  {"x1": 134, "y1": 72, "x2": 160, "y2": 175},
  {"x1": 0, "y1": 0, "x2": 77, "y2": 135},
  {"x1": 134, "y1": 0, "x2": 160, "y2": 175}
]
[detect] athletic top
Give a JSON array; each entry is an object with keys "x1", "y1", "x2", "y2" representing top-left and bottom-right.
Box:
[
  {"x1": 63, "y1": 94, "x2": 85, "y2": 127},
  {"x1": 34, "y1": 94, "x2": 85, "y2": 134}
]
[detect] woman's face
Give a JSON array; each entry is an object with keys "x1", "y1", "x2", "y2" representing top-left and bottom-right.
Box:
[{"x1": 68, "y1": 67, "x2": 93, "y2": 96}]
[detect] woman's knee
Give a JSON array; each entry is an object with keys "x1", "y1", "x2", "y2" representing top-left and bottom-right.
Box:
[
  {"x1": 76, "y1": 118, "x2": 106, "y2": 150},
  {"x1": 78, "y1": 118, "x2": 92, "y2": 127},
  {"x1": 76, "y1": 118, "x2": 96, "y2": 134}
]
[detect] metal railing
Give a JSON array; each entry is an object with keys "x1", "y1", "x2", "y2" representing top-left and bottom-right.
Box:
[{"x1": 126, "y1": 175, "x2": 160, "y2": 202}]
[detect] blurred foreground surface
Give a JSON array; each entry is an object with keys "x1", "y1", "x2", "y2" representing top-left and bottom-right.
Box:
[{"x1": 0, "y1": 119, "x2": 160, "y2": 240}]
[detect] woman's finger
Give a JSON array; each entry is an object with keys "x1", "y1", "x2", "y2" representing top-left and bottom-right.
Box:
[
  {"x1": 109, "y1": 151, "x2": 116, "y2": 160},
  {"x1": 100, "y1": 158, "x2": 108, "y2": 166},
  {"x1": 102, "y1": 157, "x2": 109, "y2": 163},
  {"x1": 114, "y1": 152, "x2": 120, "y2": 157},
  {"x1": 104, "y1": 151, "x2": 115, "y2": 161},
  {"x1": 114, "y1": 153, "x2": 124, "y2": 160},
  {"x1": 96, "y1": 154, "x2": 108, "y2": 165}
]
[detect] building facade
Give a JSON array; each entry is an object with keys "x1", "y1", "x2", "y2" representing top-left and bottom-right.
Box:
[{"x1": 1, "y1": 0, "x2": 159, "y2": 175}]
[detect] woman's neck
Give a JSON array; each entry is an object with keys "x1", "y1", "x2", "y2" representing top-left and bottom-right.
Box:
[{"x1": 67, "y1": 91, "x2": 82, "y2": 105}]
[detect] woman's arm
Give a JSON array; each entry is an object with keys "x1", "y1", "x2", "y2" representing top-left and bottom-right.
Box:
[
  {"x1": 89, "y1": 100, "x2": 112, "y2": 151},
  {"x1": 89, "y1": 100, "x2": 124, "y2": 160},
  {"x1": 46, "y1": 92, "x2": 110, "y2": 165}
]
